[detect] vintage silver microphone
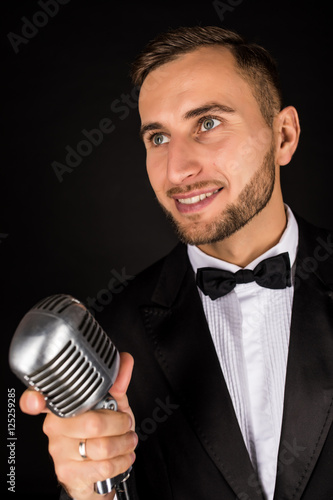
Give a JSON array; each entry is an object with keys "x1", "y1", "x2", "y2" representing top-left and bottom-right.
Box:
[{"x1": 9, "y1": 294, "x2": 132, "y2": 498}]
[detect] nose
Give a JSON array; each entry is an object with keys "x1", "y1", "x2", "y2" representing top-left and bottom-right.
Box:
[{"x1": 166, "y1": 137, "x2": 203, "y2": 185}]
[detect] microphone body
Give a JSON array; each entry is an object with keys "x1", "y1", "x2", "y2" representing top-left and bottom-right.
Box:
[{"x1": 9, "y1": 294, "x2": 132, "y2": 497}]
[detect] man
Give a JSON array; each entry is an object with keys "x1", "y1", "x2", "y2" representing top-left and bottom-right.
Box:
[{"x1": 20, "y1": 26, "x2": 333, "y2": 499}]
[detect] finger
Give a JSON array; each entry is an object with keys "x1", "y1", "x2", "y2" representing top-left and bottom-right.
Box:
[
  {"x1": 83, "y1": 431, "x2": 138, "y2": 461},
  {"x1": 110, "y1": 352, "x2": 134, "y2": 402},
  {"x1": 19, "y1": 388, "x2": 49, "y2": 415},
  {"x1": 49, "y1": 431, "x2": 138, "y2": 463},
  {"x1": 55, "y1": 453, "x2": 136, "y2": 499},
  {"x1": 43, "y1": 408, "x2": 132, "y2": 440},
  {"x1": 109, "y1": 352, "x2": 135, "y2": 431},
  {"x1": 109, "y1": 352, "x2": 134, "y2": 421}
]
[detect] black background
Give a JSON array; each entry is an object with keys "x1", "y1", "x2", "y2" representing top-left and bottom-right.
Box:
[{"x1": 2, "y1": 1, "x2": 332, "y2": 498}]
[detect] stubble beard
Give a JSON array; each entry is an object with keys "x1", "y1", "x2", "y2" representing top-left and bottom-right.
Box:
[{"x1": 159, "y1": 144, "x2": 276, "y2": 246}]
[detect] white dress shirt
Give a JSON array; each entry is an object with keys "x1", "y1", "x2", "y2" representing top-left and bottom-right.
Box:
[{"x1": 187, "y1": 206, "x2": 299, "y2": 500}]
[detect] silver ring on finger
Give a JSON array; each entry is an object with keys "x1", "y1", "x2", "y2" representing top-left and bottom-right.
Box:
[{"x1": 79, "y1": 439, "x2": 88, "y2": 460}]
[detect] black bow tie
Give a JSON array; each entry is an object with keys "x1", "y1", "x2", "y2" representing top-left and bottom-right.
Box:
[{"x1": 196, "y1": 252, "x2": 291, "y2": 300}]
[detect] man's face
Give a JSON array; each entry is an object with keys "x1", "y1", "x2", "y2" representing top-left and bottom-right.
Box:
[{"x1": 139, "y1": 46, "x2": 278, "y2": 245}]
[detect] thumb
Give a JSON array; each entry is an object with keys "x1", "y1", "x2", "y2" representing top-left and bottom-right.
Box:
[
  {"x1": 19, "y1": 388, "x2": 49, "y2": 415},
  {"x1": 109, "y1": 352, "x2": 134, "y2": 412}
]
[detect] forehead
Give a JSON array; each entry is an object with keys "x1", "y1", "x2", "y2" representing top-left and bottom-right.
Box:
[{"x1": 138, "y1": 46, "x2": 259, "y2": 121}]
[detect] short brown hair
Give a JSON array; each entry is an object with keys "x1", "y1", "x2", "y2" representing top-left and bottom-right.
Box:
[{"x1": 131, "y1": 26, "x2": 283, "y2": 126}]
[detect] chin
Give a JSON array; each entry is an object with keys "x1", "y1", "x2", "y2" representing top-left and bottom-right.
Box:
[{"x1": 168, "y1": 215, "x2": 229, "y2": 246}]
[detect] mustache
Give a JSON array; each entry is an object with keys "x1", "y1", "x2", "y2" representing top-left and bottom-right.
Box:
[{"x1": 166, "y1": 181, "x2": 224, "y2": 198}]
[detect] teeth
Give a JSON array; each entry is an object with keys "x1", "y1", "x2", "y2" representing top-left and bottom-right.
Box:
[{"x1": 177, "y1": 189, "x2": 219, "y2": 205}]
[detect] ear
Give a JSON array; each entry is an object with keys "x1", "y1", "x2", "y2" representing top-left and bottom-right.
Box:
[{"x1": 274, "y1": 106, "x2": 300, "y2": 166}]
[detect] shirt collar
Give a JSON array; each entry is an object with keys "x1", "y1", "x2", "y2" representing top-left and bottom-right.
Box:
[{"x1": 187, "y1": 205, "x2": 299, "y2": 275}]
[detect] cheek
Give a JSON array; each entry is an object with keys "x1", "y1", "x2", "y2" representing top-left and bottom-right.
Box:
[
  {"x1": 231, "y1": 127, "x2": 273, "y2": 173},
  {"x1": 146, "y1": 154, "x2": 166, "y2": 196},
  {"x1": 214, "y1": 131, "x2": 269, "y2": 176},
  {"x1": 210, "y1": 138, "x2": 265, "y2": 197},
  {"x1": 209, "y1": 138, "x2": 246, "y2": 181}
]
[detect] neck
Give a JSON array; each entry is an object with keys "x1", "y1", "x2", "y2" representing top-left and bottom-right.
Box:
[{"x1": 198, "y1": 194, "x2": 287, "y2": 268}]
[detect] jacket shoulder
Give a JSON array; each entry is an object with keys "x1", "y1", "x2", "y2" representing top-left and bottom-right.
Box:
[
  {"x1": 127, "y1": 242, "x2": 187, "y2": 303},
  {"x1": 296, "y1": 214, "x2": 333, "y2": 289},
  {"x1": 94, "y1": 243, "x2": 187, "y2": 333}
]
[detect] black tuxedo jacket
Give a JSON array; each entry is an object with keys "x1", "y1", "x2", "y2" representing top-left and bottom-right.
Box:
[{"x1": 98, "y1": 216, "x2": 333, "y2": 500}]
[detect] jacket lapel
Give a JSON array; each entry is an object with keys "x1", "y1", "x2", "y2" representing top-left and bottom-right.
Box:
[
  {"x1": 142, "y1": 244, "x2": 264, "y2": 499},
  {"x1": 274, "y1": 217, "x2": 333, "y2": 499}
]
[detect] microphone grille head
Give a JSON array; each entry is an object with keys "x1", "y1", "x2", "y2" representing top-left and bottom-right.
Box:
[{"x1": 9, "y1": 294, "x2": 120, "y2": 417}]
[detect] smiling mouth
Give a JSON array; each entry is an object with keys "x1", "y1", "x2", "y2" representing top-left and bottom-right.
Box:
[
  {"x1": 176, "y1": 188, "x2": 223, "y2": 205},
  {"x1": 170, "y1": 187, "x2": 224, "y2": 215}
]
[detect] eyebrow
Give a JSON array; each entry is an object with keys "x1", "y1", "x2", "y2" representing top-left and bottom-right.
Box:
[
  {"x1": 183, "y1": 103, "x2": 235, "y2": 120},
  {"x1": 140, "y1": 102, "x2": 236, "y2": 141}
]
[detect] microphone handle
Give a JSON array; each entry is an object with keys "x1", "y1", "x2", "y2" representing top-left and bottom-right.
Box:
[
  {"x1": 115, "y1": 476, "x2": 132, "y2": 500},
  {"x1": 93, "y1": 395, "x2": 132, "y2": 499}
]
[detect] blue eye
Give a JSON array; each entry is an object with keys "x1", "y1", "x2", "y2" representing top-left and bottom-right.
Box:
[
  {"x1": 200, "y1": 118, "x2": 221, "y2": 131},
  {"x1": 152, "y1": 133, "x2": 169, "y2": 146}
]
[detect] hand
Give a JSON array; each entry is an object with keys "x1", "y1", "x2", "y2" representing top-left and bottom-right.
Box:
[{"x1": 19, "y1": 352, "x2": 137, "y2": 500}]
